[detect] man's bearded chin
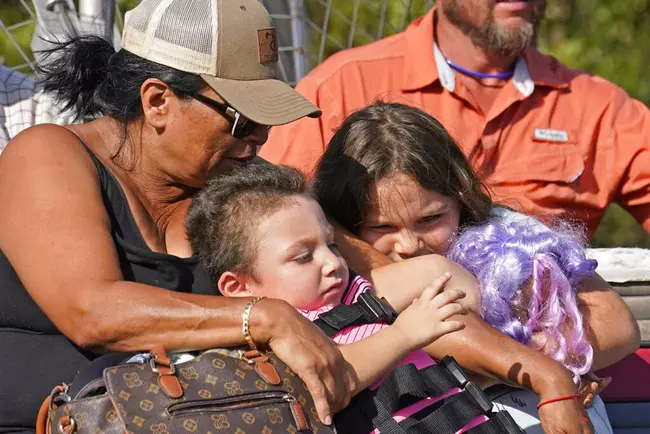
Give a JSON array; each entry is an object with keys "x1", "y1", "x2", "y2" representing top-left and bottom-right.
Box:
[
  {"x1": 442, "y1": 1, "x2": 546, "y2": 58},
  {"x1": 483, "y1": 20, "x2": 535, "y2": 57}
]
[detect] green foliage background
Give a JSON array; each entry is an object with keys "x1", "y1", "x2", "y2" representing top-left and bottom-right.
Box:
[{"x1": 1, "y1": 0, "x2": 649, "y2": 247}]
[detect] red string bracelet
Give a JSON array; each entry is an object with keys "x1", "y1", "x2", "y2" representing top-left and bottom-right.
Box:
[
  {"x1": 537, "y1": 393, "x2": 589, "y2": 422},
  {"x1": 537, "y1": 393, "x2": 581, "y2": 409}
]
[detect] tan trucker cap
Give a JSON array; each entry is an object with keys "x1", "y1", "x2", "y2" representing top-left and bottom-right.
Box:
[{"x1": 121, "y1": 0, "x2": 321, "y2": 126}]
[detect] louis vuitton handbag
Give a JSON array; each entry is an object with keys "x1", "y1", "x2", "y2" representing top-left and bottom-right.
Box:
[{"x1": 36, "y1": 346, "x2": 334, "y2": 434}]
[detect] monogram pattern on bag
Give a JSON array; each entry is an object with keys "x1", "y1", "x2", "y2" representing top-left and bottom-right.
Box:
[
  {"x1": 182, "y1": 419, "x2": 197, "y2": 432},
  {"x1": 197, "y1": 389, "x2": 212, "y2": 399},
  {"x1": 105, "y1": 409, "x2": 118, "y2": 423},
  {"x1": 224, "y1": 380, "x2": 244, "y2": 395},
  {"x1": 147, "y1": 384, "x2": 160, "y2": 394},
  {"x1": 180, "y1": 367, "x2": 200, "y2": 380},
  {"x1": 266, "y1": 407, "x2": 283, "y2": 424},
  {"x1": 282, "y1": 378, "x2": 294, "y2": 393},
  {"x1": 50, "y1": 397, "x2": 123, "y2": 434},
  {"x1": 48, "y1": 350, "x2": 334, "y2": 434},
  {"x1": 211, "y1": 414, "x2": 230, "y2": 429},
  {"x1": 124, "y1": 372, "x2": 143, "y2": 388},
  {"x1": 75, "y1": 412, "x2": 90, "y2": 429},
  {"x1": 242, "y1": 412, "x2": 256, "y2": 424},
  {"x1": 149, "y1": 423, "x2": 169, "y2": 434},
  {"x1": 132, "y1": 416, "x2": 145, "y2": 427}
]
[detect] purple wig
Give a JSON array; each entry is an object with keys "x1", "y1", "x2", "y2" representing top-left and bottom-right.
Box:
[{"x1": 447, "y1": 208, "x2": 598, "y2": 382}]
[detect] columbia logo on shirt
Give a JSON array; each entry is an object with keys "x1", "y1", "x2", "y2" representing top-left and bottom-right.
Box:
[{"x1": 534, "y1": 128, "x2": 569, "y2": 142}]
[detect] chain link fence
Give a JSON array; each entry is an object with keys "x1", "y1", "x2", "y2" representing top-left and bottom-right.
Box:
[{"x1": 0, "y1": 0, "x2": 435, "y2": 84}]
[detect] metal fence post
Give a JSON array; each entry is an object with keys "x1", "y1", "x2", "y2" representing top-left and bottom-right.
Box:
[{"x1": 288, "y1": 0, "x2": 306, "y2": 83}]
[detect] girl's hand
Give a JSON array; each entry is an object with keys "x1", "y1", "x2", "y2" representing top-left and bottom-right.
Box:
[
  {"x1": 393, "y1": 273, "x2": 467, "y2": 350},
  {"x1": 254, "y1": 299, "x2": 356, "y2": 426}
]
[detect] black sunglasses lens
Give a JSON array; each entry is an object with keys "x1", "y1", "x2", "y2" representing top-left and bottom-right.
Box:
[{"x1": 234, "y1": 118, "x2": 261, "y2": 139}]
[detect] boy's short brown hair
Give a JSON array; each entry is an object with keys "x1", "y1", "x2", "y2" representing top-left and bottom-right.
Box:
[{"x1": 186, "y1": 163, "x2": 309, "y2": 282}]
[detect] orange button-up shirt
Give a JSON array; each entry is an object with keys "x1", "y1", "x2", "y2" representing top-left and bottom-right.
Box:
[{"x1": 260, "y1": 8, "x2": 650, "y2": 237}]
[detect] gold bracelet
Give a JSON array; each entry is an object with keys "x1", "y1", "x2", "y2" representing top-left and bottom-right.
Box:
[{"x1": 242, "y1": 296, "x2": 266, "y2": 351}]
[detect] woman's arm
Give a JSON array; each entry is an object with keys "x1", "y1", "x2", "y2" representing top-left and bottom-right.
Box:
[
  {"x1": 0, "y1": 126, "x2": 354, "y2": 424},
  {"x1": 339, "y1": 222, "x2": 639, "y2": 371},
  {"x1": 335, "y1": 234, "x2": 569, "y2": 388},
  {"x1": 369, "y1": 256, "x2": 567, "y2": 386},
  {"x1": 332, "y1": 221, "x2": 392, "y2": 275},
  {"x1": 578, "y1": 274, "x2": 640, "y2": 371}
]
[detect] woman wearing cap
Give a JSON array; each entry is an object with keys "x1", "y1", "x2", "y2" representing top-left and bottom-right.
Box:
[{"x1": 0, "y1": 0, "x2": 356, "y2": 432}]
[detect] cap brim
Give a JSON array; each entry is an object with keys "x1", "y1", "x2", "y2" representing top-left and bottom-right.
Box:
[{"x1": 201, "y1": 75, "x2": 321, "y2": 126}]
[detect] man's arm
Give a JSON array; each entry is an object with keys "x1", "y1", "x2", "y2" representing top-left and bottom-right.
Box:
[{"x1": 604, "y1": 87, "x2": 650, "y2": 230}]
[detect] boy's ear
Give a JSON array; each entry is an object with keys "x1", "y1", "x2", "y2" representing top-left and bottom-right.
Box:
[{"x1": 217, "y1": 271, "x2": 250, "y2": 297}]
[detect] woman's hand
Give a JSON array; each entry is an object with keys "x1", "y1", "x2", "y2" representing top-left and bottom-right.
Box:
[
  {"x1": 252, "y1": 298, "x2": 356, "y2": 426},
  {"x1": 538, "y1": 401, "x2": 593, "y2": 434},
  {"x1": 537, "y1": 374, "x2": 594, "y2": 434},
  {"x1": 579, "y1": 373, "x2": 612, "y2": 408}
]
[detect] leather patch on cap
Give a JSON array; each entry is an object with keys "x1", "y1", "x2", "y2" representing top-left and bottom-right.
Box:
[{"x1": 257, "y1": 28, "x2": 279, "y2": 63}]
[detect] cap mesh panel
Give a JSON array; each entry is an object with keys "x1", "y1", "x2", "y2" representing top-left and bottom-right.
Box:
[
  {"x1": 154, "y1": 0, "x2": 214, "y2": 55},
  {"x1": 126, "y1": 0, "x2": 159, "y2": 32}
]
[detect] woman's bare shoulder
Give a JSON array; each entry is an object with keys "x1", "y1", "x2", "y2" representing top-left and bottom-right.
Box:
[
  {"x1": 0, "y1": 124, "x2": 100, "y2": 188},
  {"x1": 1, "y1": 123, "x2": 90, "y2": 160},
  {"x1": 0, "y1": 123, "x2": 106, "y2": 229}
]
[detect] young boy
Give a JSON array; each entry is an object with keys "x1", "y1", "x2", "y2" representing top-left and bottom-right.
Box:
[{"x1": 186, "y1": 164, "x2": 473, "y2": 429}]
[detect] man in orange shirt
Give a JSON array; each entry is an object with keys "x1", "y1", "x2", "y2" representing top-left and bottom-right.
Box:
[{"x1": 260, "y1": 0, "x2": 650, "y2": 238}]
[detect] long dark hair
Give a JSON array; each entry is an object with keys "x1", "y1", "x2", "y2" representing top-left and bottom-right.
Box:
[
  {"x1": 36, "y1": 35, "x2": 206, "y2": 155},
  {"x1": 312, "y1": 101, "x2": 492, "y2": 233}
]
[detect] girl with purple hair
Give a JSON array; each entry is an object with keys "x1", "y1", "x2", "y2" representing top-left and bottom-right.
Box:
[{"x1": 312, "y1": 101, "x2": 638, "y2": 433}]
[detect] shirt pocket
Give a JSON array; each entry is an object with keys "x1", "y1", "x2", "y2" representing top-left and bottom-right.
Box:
[
  {"x1": 486, "y1": 151, "x2": 585, "y2": 209},
  {"x1": 490, "y1": 151, "x2": 584, "y2": 185}
]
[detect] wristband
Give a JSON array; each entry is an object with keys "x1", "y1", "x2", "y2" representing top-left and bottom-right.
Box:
[{"x1": 537, "y1": 393, "x2": 589, "y2": 422}]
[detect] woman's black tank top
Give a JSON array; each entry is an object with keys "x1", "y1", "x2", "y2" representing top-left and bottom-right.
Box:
[{"x1": 0, "y1": 143, "x2": 215, "y2": 433}]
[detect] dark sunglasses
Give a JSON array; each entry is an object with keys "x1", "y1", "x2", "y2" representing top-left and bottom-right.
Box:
[{"x1": 190, "y1": 93, "x2": 270, "y2": 139}]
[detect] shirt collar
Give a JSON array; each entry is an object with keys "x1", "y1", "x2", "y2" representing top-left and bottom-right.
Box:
[
  {"x1": 401, "y1": 8, "x2": 569, "y2": 96},
  {"x1": 432, "y1": 42, "x2": 537, "y2": 97},
  {"x1": 401, "y1": 8, "x2": 440, "y2": 92}
]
